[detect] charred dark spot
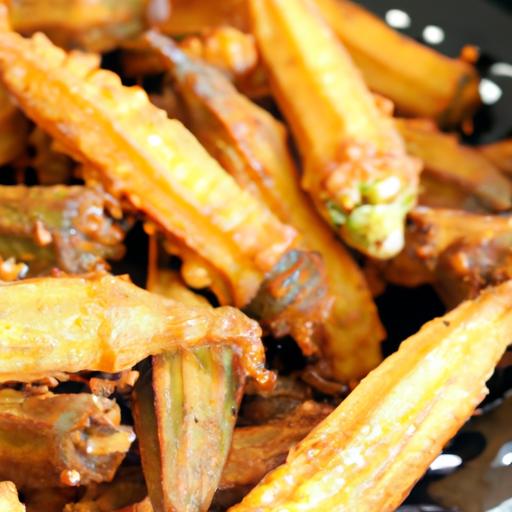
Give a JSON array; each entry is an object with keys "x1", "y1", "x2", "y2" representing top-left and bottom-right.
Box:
[{"x1": 244, "y1": 249, "x2": 331, "y2": 353}]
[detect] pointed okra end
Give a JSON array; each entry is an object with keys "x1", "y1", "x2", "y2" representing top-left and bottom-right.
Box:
[
  {"x1": 133, "y1": 346, "x2": 244, "y2": 512},
  {"x1": 326, "y1": 185, "x2": 417, "y2": 259},
  {"x1": 320, "y1": 147, "x2": 421, "y2": 259}
]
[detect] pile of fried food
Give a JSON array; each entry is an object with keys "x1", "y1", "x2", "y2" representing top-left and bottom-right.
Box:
[{"x1": 0, "y1": 0, "x2": 510, "y2": 510}]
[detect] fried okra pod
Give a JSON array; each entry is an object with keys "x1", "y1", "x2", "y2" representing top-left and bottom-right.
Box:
[
  {"x1": 133, "y1": 269, "x2": 245, "y2": 512},
  {"x1": 0, "y1": 28, "x2": 294, "y2": 307},
  {"x1": 0, "y1": 390, "x2": 134, "y2": 490},
  {"x1": 0, "y1": 28, "x2": 332, "y2": 350},
  {"x1": 250, "y1": 0, "x2": 421, "y2": 258},
  {"x1": 0, "y1": 185, "x2": 126, "y2": 275},
  {"x1": 231, "y1": 281, "x2": 512, "y2": 511},
  {"x1": 314, "y1": 0, "x2": 481, "y2": 126},
  {"x1": 7, "y1": 0, "x2": 146, "y2": 52},
  {"x1": 396, "y1": 118, "x2": 512, "y2": 212},
  {"x1": 381, "y1": 207, "x2": 512, "y2": 307},
  {"x1": 146, "y1": 32, "x2": 384, "y2": 381},
  {"x1": 0, "y1": 273, "x2": 273, "y2": 388}
]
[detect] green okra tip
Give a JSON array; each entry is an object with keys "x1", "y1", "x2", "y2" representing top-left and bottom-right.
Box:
[{"x1": 326, "y1": 190, "x2": 415, "y2": 259}]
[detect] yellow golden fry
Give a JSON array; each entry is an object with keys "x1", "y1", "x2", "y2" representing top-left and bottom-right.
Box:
[
  {"x1": 230, "y1": 281, "x2": 512, "y2": 511},
  {"x1": 0, "y1": 29, "x2": 297, "y2": 307},
  {"x1": 479, "y1": 138, "x2": 512, "y2": 177},
  {"x1": 396, "y1": 118, "x2": 512, "y2": 212},
  {"x1": 0, "y1": 482, "x2": 24, "y2": 512},
  {"x1": 250, "y1": 0, "x2": 421, "y2": 259},
  {"x1": 7, "y1": 0, "x2": 145, "y2": 52},
  {"x1": 150, "y1": 33, "x2": 384, "y2": 381},
  {"x1": 314, "y1": 0, "x2": 481, "y2": 126},
  {"x1": 0, "y1": 273, "x2": 273, "y2": 387}
]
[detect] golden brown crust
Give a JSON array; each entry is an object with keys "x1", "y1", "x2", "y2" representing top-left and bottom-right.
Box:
[
  {"x1": 249, "y1": 0, "x2": 420, "y2": 258},
  {"x1": 148, "y1": 33, "x2": 382, "y2": 377},
  {"x1": 396, "y1": 118, "x2": 512, "y2": 212},
  {"x1": 230, "y1": 281, "x2": 512, "y2": 511},
  {"x1": 314, "y1": 0, "x2": 481, "y2": 125},
  {"x1": 0, "y1": 29, "x2": 296, "y2": 306},
  {"x1": 0, "y1": 273, "x2": 274, "y2": 388},
  {"x1": 0, "y1": 390, "x2": 134, "y2": 489},
  {"x1": 480, "y1": 138, "x2": 512, "y2": 176}
]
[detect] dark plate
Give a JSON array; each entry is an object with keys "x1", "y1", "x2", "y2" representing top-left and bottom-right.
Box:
[{"x1": 355, "y1": 2, "x2": 512, "y2": 510}]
